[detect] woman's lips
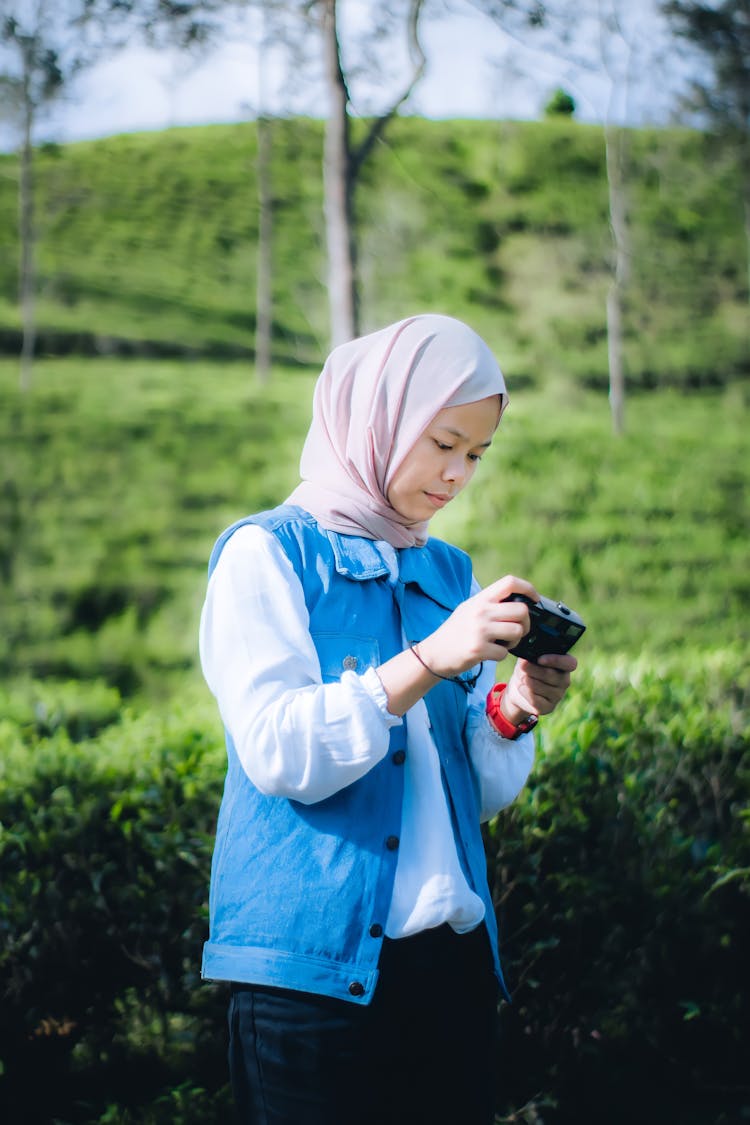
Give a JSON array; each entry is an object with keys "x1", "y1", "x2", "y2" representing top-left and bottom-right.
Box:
[{"x1": 425, "y1": 491, "x2": 452, "y2": 508}]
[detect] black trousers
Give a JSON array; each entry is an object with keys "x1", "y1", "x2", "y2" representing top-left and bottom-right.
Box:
[{"x1": 227, "y1": 923, "x2": 500, "y2": 1125}]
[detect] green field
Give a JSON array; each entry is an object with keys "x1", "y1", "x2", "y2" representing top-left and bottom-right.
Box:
[
  {"x1": 0, "y1": 353, "x2": 746, "y2": 704},
  {"x1": 0, "y1": 117, "x2": 747, "y2": 391},
  {"x1": 0, "y1": 115, "x2": 748, "y2": 1124}
]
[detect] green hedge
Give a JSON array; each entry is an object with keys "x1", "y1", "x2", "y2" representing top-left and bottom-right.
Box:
[
  {"x1": 487, "y1": 647, "x2": 749, "y2": 1123},
  {"x1": 0, "y1": 654, "x2": 747, "y2": 1123},
  {"x1": 0, "y1": 695, "x2": 231, "y2": 1124}
]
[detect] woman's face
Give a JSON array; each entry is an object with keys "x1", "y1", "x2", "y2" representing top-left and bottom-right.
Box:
[{"x1": 386, "y1": 395, "x2": 501, "y2": 525}]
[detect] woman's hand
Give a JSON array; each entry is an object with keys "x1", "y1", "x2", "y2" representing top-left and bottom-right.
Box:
[
  {"x1": 376, "y1": 575, "x2": 578, "y2": 719},
  {"x1": 501, "y1": 653, "x2": 578, "y2": 726},
  {"x1": 417, "y1": 575, "x2": 540, "y2": 679}
]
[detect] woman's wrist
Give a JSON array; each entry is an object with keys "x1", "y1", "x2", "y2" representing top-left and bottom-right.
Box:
[
  {"x1": 376, "y1": 645, "x2": 444, "y2": 717},
  {"x1": 499, "y1": 687, "x2": 534, "y2": 727},
  {"x1": 413, "y1": 635, "x2": 456, "y2": 681},
  {"x1": 409, "y1": 641, "x2": 454, "y2": 683},
  {"x1": 486, "y1": 682, "x2": 538, "y2": 739}
]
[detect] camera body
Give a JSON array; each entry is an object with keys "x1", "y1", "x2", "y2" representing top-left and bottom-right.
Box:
[{"x1": 503, "y1": 593, "x2": 586, "y2": 663}]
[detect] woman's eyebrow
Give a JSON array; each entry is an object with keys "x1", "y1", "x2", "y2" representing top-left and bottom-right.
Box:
[{"x1": 437, "y1": 426, "x2": 493, "y2": 448}]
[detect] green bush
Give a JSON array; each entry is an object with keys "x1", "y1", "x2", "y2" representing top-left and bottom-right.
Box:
[
  {"x1": 544, "y1": 89, "x2": 576, "y2": 118},
  {"x1": 0, "y1": 679, "x2": 123, "y2": 742},
  {"x1": 0, "y1": 654, "x2": 747, "y2": 1122},
  {"x1": 0, "y1": 701, "x2": 230, "y2": 1123},
  {"x1": 487, "y1": 647, "x2": 749, "y2": 1123}
]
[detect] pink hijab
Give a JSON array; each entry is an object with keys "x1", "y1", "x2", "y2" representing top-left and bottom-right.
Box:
[{"x1": 286, "y1": 314, "x2": 509, "y2": 548}]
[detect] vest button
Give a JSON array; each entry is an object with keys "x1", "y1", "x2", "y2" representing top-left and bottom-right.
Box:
[
  {"x1": 348, "y1": 981, "x2": 365, "y2": 997},
  {"x1": 342, "y1": 654, "x2": 358, "y2": 671},
  {"x1": 392, "y1": 749, "x2": 406, "y2": 765},
  {"x1": 369, "y1": 923, "x2": 383, "y2": 938},
  {"x1": 385, "y1": 835, "x2": 400, "y2": 851}
]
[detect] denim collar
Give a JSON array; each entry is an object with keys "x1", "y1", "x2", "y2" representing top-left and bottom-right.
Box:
[
  {"x1": 325, "y1": 530, "x2": 392, "y2": 580},
  {"x1": 326, "y1": 530, "x2": 458, "y2": 611}
]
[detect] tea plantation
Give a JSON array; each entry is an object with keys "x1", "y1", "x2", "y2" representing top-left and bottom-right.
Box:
[{"x1": 0, "y1": 115, "x2": 747, "y2": 1123}]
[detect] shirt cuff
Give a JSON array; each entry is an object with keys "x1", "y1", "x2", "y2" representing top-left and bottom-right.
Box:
[{"x1": 362, "y1": 666, "x2": 403, "y2": 727}]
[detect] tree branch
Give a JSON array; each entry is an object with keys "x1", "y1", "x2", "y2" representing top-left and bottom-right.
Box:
[{"x1": 351, "y1": 0, "x2": 426, "y2": 178}]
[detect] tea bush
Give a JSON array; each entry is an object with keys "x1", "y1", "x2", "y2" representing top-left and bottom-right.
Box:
[
  {"x1": 0, "y1": 119, "x2": 746, "y2": 389},
  {"x1": 1, "y1": 358, "x2": 747, "y2": 700},
  {"x1": 488, "y1": 647, "x2": 749, "y2": 1123},
  {"x1": 0, "y1": 699, "x2": 230, "y2": 1124},
  {"x1": 0, "y1": 653, "x2": 747, "y2": 1123}
]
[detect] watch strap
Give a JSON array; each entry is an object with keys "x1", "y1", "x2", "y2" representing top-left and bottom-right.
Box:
[{"x1": 486, "y1": 682, "x2": 539, "y2": 740}]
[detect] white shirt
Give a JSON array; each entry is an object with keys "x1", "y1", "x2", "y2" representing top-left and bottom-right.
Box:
[{"x1": 199, "y1": 523, "x2": 535, "y2": 940}]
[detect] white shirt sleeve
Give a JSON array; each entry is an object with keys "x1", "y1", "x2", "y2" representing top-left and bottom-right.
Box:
[
  {"x1": 199, "y1": 523, "x2": 401, "y2": 805},
  {"x1": 463, "y1": 577, "x2": 536, "y2": 822}
]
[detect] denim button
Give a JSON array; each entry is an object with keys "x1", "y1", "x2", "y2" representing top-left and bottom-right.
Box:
[
  {"x1": 369, "y1": 923, "x2": 383, "y2": 938},
  {"x1": 348, "y1": 981, "x2": 365, "y2": 997},
  {"x1": 342, "y1": 655, "x2": 358, "y2": 670},
  {"x1": 392, "y1": 749, "x2": 406, "y2": 765},
  {"x1": 385, "y1": 835, "x2": 399, "y2": 851}
]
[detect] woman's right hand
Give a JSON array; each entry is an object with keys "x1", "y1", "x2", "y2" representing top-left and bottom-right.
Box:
[
  {"x1": 416, "y1": 575, "x2": 541, "y2": 679},
  {"x1": 375, "y1": 575, "x2": 540, "y2": 718}
]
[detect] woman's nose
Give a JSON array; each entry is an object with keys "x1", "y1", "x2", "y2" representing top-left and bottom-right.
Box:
[{"x1": 442, "y1": 455, "x2": 466, "y2": 484}]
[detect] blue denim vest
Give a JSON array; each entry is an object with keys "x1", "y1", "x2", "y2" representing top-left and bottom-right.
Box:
[{"x1": 201, "y1": 505, "x2": 507, "y2": 1003}]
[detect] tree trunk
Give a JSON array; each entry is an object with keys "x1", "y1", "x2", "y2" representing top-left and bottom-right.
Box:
[
  {"x1": 320, "y1": 0, "x2": 358, "y2": 347},
  {"x1": 742, "y1": 150, "x2": 750, "y2": 308},
  {"x1": 604, "y1": 122, "x2": 629, "y2": 436},
  {"x1": 18, "y1": 58, "x2": 36, "y2": 394},
  {"x1": 255, "y1": 112, "x2": 273, "y2": 383}
]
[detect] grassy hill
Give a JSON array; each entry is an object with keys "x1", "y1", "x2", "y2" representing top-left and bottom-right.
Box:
[
  {"x1": 0, "y1": 116, "x2": 747, "y2": 701},
  {"x1": 0, "y1": 117, "x2": 747, "y2": 390}
]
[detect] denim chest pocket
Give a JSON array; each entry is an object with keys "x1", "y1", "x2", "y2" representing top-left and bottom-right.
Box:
[{"x1": 312, "y1": 633, "x2": 381, "y2": 683}]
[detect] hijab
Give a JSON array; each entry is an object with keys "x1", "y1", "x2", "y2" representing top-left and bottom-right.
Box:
[{"x1": 286, "y1": 314, "x2": 509, "y2": 548}]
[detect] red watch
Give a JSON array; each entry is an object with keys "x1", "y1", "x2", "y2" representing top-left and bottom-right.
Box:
[{"x1": 486, "y1": 683, "x2": 538, "y2": 740}]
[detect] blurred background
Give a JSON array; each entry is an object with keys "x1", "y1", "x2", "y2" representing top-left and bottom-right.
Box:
[{"x1": 0, "y1": 2, "x2": 747, "y2": 1123}]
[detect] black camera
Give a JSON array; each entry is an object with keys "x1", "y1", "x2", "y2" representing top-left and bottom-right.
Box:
[{"x1": 502, "y1": 594, "x2": 586, "y2": 663}]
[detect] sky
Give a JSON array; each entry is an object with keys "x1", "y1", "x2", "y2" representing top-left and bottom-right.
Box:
[{"x1": 1, "y1": 1, "x2": 690, "y2": 152}]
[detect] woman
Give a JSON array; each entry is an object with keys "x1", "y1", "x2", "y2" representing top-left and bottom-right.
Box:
[{"x1": 199, "y1": 314, "x2": 578, "y2": 1124}]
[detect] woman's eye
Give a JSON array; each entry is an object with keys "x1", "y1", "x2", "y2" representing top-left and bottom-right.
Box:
[
  {"x1": 435, "y1": 441, "x2": 452, "y2": 451},
  {"x1": 468, "y1": 453, "x2": 482, "y2": 463}
]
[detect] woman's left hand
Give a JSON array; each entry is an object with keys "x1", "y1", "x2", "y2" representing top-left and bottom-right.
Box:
[{"x1": 501, "y1": 653, "x2": 578, "y2": 726}]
